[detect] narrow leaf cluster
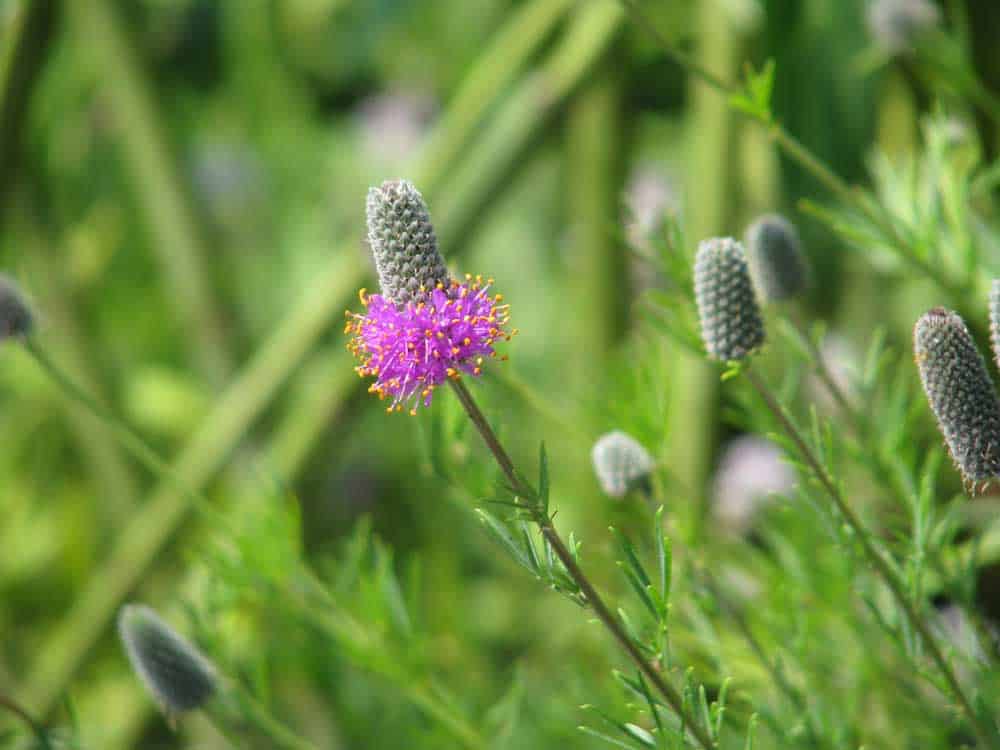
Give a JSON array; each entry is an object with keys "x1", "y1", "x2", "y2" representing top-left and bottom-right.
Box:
[
  {"x1": 693, "y1": 238, "x2": 765, "y2": 361},
  {"x1": 914, "y1": 308, "x2": 1000, "y2": 488},
  {"x1": 366, "y1": 179, "x2": 450, "y2": 306}
]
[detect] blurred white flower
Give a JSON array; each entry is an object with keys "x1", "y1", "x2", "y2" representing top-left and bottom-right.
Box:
[
  {"x1": 712, "y1": 436, "x2": 795, "y2": 533},
  {"x1": 867, "y1": 0, "x2": 939, "y2": 53},
  {"x1": 356, "y1": 89, "x2": 436, "y2": 166},
  {"x1": 591, "y1": 431, "x2": 655, "y2": 499},
  {"x1": 623, "y1": 165, "x2": 679, "y2": 253},
  {"x1": 190, "y1": 142, "x2": 267, "y2": 228}
]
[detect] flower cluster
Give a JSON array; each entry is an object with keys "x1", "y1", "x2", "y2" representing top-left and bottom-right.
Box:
[{"x1": 346, "y1": 275, "x2": 512, "y2": 414}]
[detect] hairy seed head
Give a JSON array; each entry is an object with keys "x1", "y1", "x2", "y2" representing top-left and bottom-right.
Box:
[
  {"x1": 914, "y1": 308, "x2": 1000, "y2": 489},
  {"x1": 744, "y1": 214, "x2": 809, "y2": 302},
  {"x1": 118, "y1": 604, "x2": 217, "y2": 716},
  {"x1": 366, "y1": 180, "x2": 449, "y2": 306},
  {"x1": 591, "y1": 431, "x2": 655, "y2": 499},
  {"x1": 694, "y1": 238, "x2": 765, "y2": 361}
]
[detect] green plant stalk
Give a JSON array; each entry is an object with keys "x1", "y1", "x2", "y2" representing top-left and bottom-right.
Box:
[
  {"x1": 566, "y1": 61, "x2": 627, "y2": 356},
  {"x1": 222, "y1": 690, "x2": 321, "y2": 750},
  {"x1": 21, "y1": 228, "x2": 139, "y2": 522},
  {"x1": 66, "y1": 0, "x2": 232, "y2": 386},
  {"x1": 0, "y1": 0, "x2": 57, "y2": 212},
  {"x1": 741, "y1": 367, "x2": 995, "y2": 747},
  {"x1": 24, "y1": 339, "x2": 199, "y2": 513},
  {"x1": 448, "y1": 379, "x2": 716, "y2": 750},
  {"x1": 434, "y1": 1, "x2": 624, "y2": 252},
  {"x1": 416, "y1": 0, "x2": 576, "y2": 189}
]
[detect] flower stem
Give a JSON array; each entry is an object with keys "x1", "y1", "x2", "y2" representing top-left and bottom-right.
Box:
[
  {"x1": 448, "y1": 378, "x2": 716, "y2": 750},
  {"x1": 23, "y1": 338, "x2": 210, "y2": 519},
  {"x1": 788, "y1": 317, "x2": 854, "y2": 419},
  {"x1": 742, "y1": 367, "x2": 995, "y2": 747}
]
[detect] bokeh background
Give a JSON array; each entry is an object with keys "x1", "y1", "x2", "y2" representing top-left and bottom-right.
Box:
[{"x1": 3, "y1": 0, "x2": 1000, "y2": 748}]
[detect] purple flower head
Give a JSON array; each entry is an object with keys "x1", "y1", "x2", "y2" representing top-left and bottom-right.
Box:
[{"x1": 346, "y1": 275, "x2": 513, "y2": 414}]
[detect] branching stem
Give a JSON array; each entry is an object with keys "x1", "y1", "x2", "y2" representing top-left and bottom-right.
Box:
[
  {"x1": 743, "y1": 367, "x2": 995, "y2": 746},
  {"x1": 448, "y1": 378, "x2": 716, "y2": 750}
]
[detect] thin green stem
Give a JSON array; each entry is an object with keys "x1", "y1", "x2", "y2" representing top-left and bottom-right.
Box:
[
  {"x1": 695, "y1": 565, "x2": 823, "y2": 748},
  {"x1": 448, "y1": 378, "x2": 716, "y2": 750},
  {"x1": 742, "y1": 367, "x2": 995, "y2": 747},
  {"x1": 788, "y1": 317, "x2": 854, "y2": 420},
  {"x1": 24, "y1": 339, "x2": 207, "y2": 518},
  {"x1": 0, "y1": 694, "x2": 50, "y2": 750},
  {"x1": 236, "y1": 692, "x2": 321, "y2": 750}
]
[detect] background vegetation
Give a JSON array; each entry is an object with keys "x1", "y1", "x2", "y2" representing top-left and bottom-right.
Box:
[{"x1": 3, "y1": 0, "x2": 1000, "y2": 747}]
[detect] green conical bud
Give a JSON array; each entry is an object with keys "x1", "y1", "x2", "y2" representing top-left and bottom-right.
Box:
[
  {"x1": 914, "y1": 308, "x2": 1000, "y2": 489},
  {"x1": 366, "y1": 180, "x2": 449, "y2": 306},
  {"x1": 591, "y1": 431, "x2": 655, "y2": 499},
  {"x1": 694, "y1": 238, "x2": 765, "y2": 361},
  {"x1": 118, "y1": 604, "x2": 217, "y2": 717},
  {"x1": 0, "y1": 274, "x2": 33, "y2": 342},
  {"x1": 744, "y1": 214, "x2": 809, "y2": 302}
]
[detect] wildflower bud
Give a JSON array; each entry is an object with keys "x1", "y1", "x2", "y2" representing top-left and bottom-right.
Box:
[
  {"x1": 867, "y1": 0, "x2": 939, "y2": 53},
  {"x1": 914, "y1": 308, "x2": 1000, "y2": 488},
  {"x1": 591, "y1": 431, "x2": 654, "y2": 499},
  {"x1": 118, "y1": 604, "x2": 217, "y2": 716},
  {"x1": 366, "y1": 180, "x2": 449, "y2": 306},
  {"x1": 0, "y1": 274, "x2": 33, "y2": 342},
  {"x1": 694, "y1": 238, "x2": 765, "y2": 361},
  {"x1": 744, "y1": 214, "x2": 808, "y2": 302}
]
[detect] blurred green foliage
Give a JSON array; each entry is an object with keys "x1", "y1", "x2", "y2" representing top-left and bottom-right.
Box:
[{"x1": 3, "y1": 0, "x2": 1000, "y2": 747}]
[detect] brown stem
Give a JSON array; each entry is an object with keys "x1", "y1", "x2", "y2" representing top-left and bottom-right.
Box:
[
  {"x1": 743, "y1": 367, "x2": 994, "y2": 746},
  {"x1": 448, "y1": 378, "x2": 716, "y2": 749}
]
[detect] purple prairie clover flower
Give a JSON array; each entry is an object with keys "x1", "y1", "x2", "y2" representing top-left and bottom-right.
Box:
[{"x1": 346, "y1": 275, "x2": 514, "y2": 414}]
